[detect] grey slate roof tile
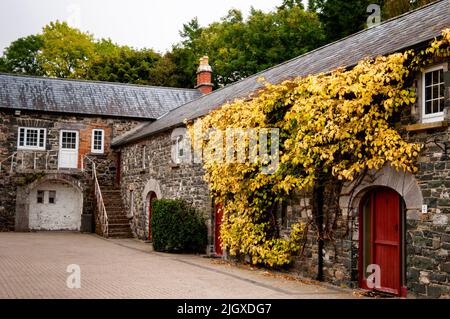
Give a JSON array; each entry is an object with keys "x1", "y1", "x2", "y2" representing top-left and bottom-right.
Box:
[
  {"x1": 112, "y1": 0, "x2": 450, "y2": 146},
  {"x1": 0, "y1": 74, "x2": 202, "y2": 119}
]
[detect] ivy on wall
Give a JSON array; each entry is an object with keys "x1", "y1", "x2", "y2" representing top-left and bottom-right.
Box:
[{"x1": 190, "y1": 29, "x2": 450, "y2": 269}]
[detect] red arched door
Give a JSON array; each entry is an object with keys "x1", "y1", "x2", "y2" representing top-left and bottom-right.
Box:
[
  {"x1": 214, "y1": 203, "x2": 224, "y2": 256},
  {"x1": 147, "y1": 192, "x2": 157, "y2": 241},
  {"x1": 359, "y1": 188, "x2": 406, "y2": 297}
]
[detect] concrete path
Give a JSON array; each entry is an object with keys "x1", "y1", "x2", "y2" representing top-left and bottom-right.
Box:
[{"x1": 0, "y1": 232, "x2": 357, "y2": 299}]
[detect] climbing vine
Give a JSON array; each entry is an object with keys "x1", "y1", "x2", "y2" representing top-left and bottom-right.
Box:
[{"x1": 189, "y1": 29, "x2": 450, "y2": 268}]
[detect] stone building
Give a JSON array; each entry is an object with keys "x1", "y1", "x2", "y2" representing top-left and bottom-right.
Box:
[
  {"x1": 0, "y1": 73, "x2": 201, "y2": 236},
  {"x1": 112, "y1": 1, "x2": 450, "y2": 298},
  {"x1": 0, "y1": 0, "x2": 448, "y2": 300}
]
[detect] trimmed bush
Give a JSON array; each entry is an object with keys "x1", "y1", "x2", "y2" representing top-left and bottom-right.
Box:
[{"x1": 152, "y1": 199, "x2": 208, "y2": 254}]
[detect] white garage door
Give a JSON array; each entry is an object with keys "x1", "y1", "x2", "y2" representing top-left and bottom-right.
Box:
[{"x1": 29, "y1": 181, "x2": 82, "y2": 231}]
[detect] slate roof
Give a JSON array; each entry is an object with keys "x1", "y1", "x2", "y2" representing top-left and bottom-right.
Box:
[
  {"x1": 112, "y1": 0, "x2": 450, "y2": 146},
  {"x1": 0, "y1": 73, "x2": 202, "y2": 119}
]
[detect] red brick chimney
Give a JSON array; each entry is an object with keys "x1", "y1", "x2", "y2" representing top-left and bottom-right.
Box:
[{"x1": 195, "y1": 56, "x2": 213, "y2": 94}]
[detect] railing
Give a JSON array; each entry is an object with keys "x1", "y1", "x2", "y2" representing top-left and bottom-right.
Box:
[
  {"x1": 84, "y1": 156, "x2": 109, "y2": 238},
  {"x1": 0, "y1": 152, "x2": 17, "y2": 174},
  {"x1": 0, "y1": 150, "x2": 60, "y2": 174}
]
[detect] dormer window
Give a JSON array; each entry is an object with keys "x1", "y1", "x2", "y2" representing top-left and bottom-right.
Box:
[{"x1": 422, "y1": 66, "x2": 445, "y2": 123}]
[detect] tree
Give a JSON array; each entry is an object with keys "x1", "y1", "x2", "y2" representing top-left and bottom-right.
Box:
[
  {"x1": 0, "y1": 56, "x2": 7, "y2": 73},
  {"x1": 148, "y1": 53, "x2": 180, "y2": 87},
  {"x1": 308, "y1": 0, "x2": 437, "y2": 43},
  {"x1": 38, "y1": 21, "x2": 96, "y2": 78},
  {"x1": 308, "y1": 0, "x2": 383, "y2": 42},
  {"x1": 174, "y1": 6, "x2": 325, "y2": 88},
  {"x1": 382, "y1": 0, "x2": 436, "y2": 19},
  {"x1": 86, "y1": 46, "x2": 164, "y2": 85},
  {"x1": 0, "y1": 35, "x2": 44, "y2": 75},
  {"x1": 278, "y1": 0, "x2": 305, "y2": 10}
]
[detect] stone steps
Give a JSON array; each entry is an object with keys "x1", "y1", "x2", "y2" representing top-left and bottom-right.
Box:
[
  {"x1": 100, "y1": 187, "x2": 132, "y2": 239},
  {"x1": 108, "y1": 230, "x2": 133, "y2": 239}
]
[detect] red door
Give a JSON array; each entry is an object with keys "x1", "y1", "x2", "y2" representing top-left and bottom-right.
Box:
[
  {"x1": 360, "y1": 188, "x2": 405, "y2": 296},
  {"x1": 214, "y1": 204, "x2": 224, "y2": 256},
  {"x1": 147, "y1": 192, "x2": 157, "y2": 241}
]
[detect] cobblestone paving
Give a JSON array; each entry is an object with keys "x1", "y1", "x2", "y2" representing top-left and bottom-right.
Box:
[{"x1": 0, "y1": 232, "x2": 356, "y2": 299}]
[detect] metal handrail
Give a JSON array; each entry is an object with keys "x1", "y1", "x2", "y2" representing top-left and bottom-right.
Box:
[
  {"x1": 0, "y1": 150, "x2": 61, "y2": 173},
  {"x1": 84, "y1": 156, "x2": 109, "y2": 238},
  {"x1": 0, "y1": 152, "x2": 17, "y2": 174}
]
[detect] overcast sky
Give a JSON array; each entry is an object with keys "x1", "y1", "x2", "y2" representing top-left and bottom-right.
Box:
[{"x1": 0, "y1": 0, "x2": 285, "y2": 54}]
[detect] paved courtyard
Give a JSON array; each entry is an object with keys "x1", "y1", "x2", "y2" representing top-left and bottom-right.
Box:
[{"x1": 0, "y1": 232, "x2": 356, "y2": 299}]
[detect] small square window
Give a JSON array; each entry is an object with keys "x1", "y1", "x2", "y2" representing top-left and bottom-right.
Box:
[
  {"x1": 37, "y1": 190, "x2": 44, "y2": 204},
  {"x1": 48, "y1": 191, "x2": 56, "y2": 204}
]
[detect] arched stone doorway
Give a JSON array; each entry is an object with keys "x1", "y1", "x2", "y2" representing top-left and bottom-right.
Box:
[
  {"x1": 358, "y1": 187, "x2": 407, "y2": 296},
  {"x1": 142, "y1": 179, "x2": 162, "y2": 241},
  {"x1": 339, "y1": 165, "x2": 423, "y2": 297},
  {"x1": 15, "y1": 174, "x2": 84, "y2": 232},
  {"x1": 146, "y1": 191, "x2": 157, "y2": 241}
]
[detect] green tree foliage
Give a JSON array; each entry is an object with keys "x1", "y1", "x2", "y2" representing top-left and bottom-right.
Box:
[
  {"x1": 86, "y1": 46, "x2": 162, "y2": 85},
  {"x1": 0, "y1": 35, "x2": 44, "y2": 75},
  {"x1": 382, "y1": 0, "x2": 436, "y2": 19},
  {"x1": 174, "y1": 5, "x2": 325, "y2": 87},
  {"x1": 308, "y1": 0, "x2": 383, "y2": 42},
  {"x1": 0, "y1": 0, "x2": 438, "y2": 87},
  {"x1": 308, "y1": 0, "x2": 437, "y2": 43},
  {"x1": 278, "y1": 0, "x2": 305, "y2": 10},
  {"x1": 0, "y1": 21, "x2": 180, "y2": 87},
  {"x1": 38, "y1": 21, "x2": 96, "y2": 78},
  {"x1": 0, "y1": 56, "x2": 7, "y2": 72},
  {"x1": 152, "y1": 199, "x2": 208, "y2": 254}
]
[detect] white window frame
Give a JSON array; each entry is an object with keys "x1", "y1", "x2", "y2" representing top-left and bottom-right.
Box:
[
  {"x1": 91, "y1": 129, "x2": 105, "y2": 154},
  {"x1": 173, "y1": 136, "x2": 184, "y2": 165},
  {"x1": 422, "y1": 65, "x2": 445, "y2": 123},
  {"x1": 17, "y1": 127, "x2": 46, "y2": 151}
]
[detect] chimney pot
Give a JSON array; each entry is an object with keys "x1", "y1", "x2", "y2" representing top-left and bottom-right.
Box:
[{"x1": 196, "y1": 56, "x2": 213, "y2": 94}]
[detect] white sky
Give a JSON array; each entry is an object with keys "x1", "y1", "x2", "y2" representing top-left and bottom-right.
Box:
[{"x1": 0, "y1": 0, "x2": 284, "y2": 54}]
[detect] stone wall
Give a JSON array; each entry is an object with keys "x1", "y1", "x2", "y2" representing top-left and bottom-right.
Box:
[
  {"x1": 0, "y1": 174, "x2": 17, "y2": 231},
  {"x1": 0, "y1": 109, "x2": 144, "y2": 231},
  {"x1": 279, "y1": 60, "x2": 450, "y2": 298},
  {"x1": 119, "y1": 130, "x2": 213, "y2": 251},
  {"x1": 115, "y1": 61, "x2": 449, "y2": 297}
]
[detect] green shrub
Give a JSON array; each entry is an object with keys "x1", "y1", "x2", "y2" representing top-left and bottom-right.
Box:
[{"x1": 152, "y1": 199, "x2": 208, "y2": 254}]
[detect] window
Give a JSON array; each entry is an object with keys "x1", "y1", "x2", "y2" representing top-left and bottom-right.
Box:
[
  {"x1": 48, "y1": 191, "x2": 56, "y2": 204},
  {"x1": 61, "y1": 131, "x2": 77, "y2": 149},
  {"x1": 174, "y1": 136, "x2": 183, "y2": 164},
  {"x1": 37, "y1": 190, "x2": 44, "y2": 204},
  {"x1": 18, "y1": 127, "x2": 46, "y2": 150},
  {"x1": 422, "y1": 66, "x2": 445, "y2": 123},
  {"x1": 91, "y1": 129, "x2": 104, "y2": 154}
]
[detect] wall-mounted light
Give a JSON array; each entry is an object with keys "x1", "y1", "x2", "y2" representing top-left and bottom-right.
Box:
[{"x1": 14, "y1": 110, "x2": 21, "y2": 116}]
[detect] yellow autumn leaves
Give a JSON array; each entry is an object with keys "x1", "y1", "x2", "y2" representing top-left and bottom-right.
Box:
[{"x1": 189, "y1": 29, "x2": 449, "y2": 267}]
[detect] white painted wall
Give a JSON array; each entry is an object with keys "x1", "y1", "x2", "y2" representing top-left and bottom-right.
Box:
[{"x1": 29, "y1": 181, "x2": 82, "y2": 231}]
